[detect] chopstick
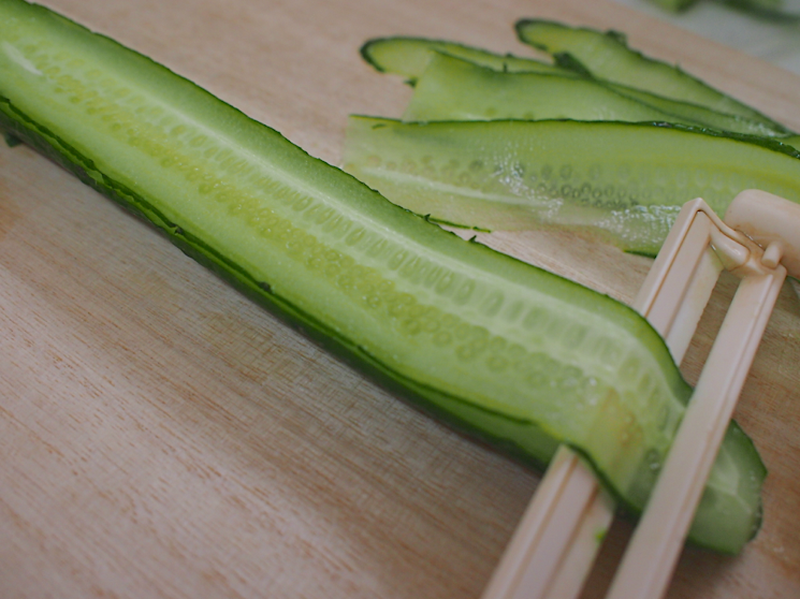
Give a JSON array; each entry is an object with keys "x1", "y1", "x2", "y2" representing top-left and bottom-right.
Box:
[{"x1": 480, "y1": 445, "x2": 613, "y2": 599}]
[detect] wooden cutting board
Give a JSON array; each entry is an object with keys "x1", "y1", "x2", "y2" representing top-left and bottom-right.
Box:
[{"x1": 1, "y1": 1, "x2": 798, "y2": 597}]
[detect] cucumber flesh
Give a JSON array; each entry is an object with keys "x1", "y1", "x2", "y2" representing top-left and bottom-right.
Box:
[
  {"x1": 0, "y1": 0, "x2": 765, "y2": 553},
  {"x1": 404, "y1": 52, "x2": 702, "y2": 125},
  {"x1": 514, "y1": 19, "x2": 793, "y2": 134},
  {"x1": 342, "y1": 117, "x2": 800, "y2": 256},
  {"x1": 360, "y1": 35, "x2": 572, "y2": 83}
]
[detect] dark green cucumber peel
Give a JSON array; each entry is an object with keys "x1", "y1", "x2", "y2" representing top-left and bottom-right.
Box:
[
  {"x1": 514, "y1": 19, "x2": 794, "y2": 136},
  {"x1": 0, "y1": 0, "x2": 766, "y2": 553},
  {"x1": 343, "y1": 116, "x2": 800, "y2": 256}
]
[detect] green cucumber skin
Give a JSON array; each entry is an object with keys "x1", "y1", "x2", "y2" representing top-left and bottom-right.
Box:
[
  {"x1": 343, "y1": 116, "x2": 800, "y2": 256},
  {"x1": 514, "y1": 19, "x2": 793, "y2": 135},
  {"x1": 0, "y1": 0, "x2": 765, "y2": 553}
]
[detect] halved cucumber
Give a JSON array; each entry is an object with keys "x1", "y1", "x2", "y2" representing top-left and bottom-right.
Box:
[{"x1": 0, "y1": 0, "x2": 765, "y2": 553}]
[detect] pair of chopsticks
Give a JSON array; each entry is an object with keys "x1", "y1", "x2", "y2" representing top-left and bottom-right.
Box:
[{"x1": 482, "y1": 190, "x2": 800, "y2": 599}]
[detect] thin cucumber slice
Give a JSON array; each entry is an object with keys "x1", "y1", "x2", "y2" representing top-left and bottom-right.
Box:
[
  {"x1": 0, "y1": 0, "x2": 764, "y2": 553},
  {"x1": 342, "y1": 116, "x2": 800, "y2": 256},
  {"x1": 649, "y1": 0, "x2": 700, "y2": 10},
  {"x1": 404, "y1": 52, "x2": 702, "y2": 125},
  {"x1": 515, "y1": 19, "x2": 793, "y2": 134},
  {"x1": 360, "y1": 35, "x2": 571, "y2": 83},
  {"x1": 367, "y1": 36, "x2": 787, "y2": 138},
  {"x1": 607, "y1": 82, "x2": 792, "y2": 138}
]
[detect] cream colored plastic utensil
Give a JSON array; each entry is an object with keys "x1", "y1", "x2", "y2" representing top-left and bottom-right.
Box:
[{"x1": 482, "y1": 190, "x2": 800, "y2": 599}]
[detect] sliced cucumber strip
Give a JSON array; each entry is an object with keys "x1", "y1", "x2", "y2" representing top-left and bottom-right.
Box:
[
  {"x1": 360, "y1": 35, "x2": 571, "y2": 83},
  {"x1": 515, "y1": 19, "x2": 793, "y2": 134},
  {"x1": 608, "y1": 82, "x2": 792, "y2": 138},
  {"x1": 404, "y1": 52, "x2": 700, "y2": 125},
  {"x1": 0, "y1": 0, "x2": 766, "y2": 553},
  {"x1": 367, "y1": 36, "x2": 787, "y2": 138},
  {"x1": 342, "y1": 116, "x2": 800, "y2": 256}
]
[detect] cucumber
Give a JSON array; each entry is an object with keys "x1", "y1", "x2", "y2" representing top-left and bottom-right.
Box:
[
  {"x1": 366, "y1": 37, "x2": 788, "y2": 138},
  {"x1": 0, "y1": 0, "x2": 765, "y2": 553},
  {"x1": 342, "y1": 116, "x2": 800, "y2": 256},
  {"x1": 360, "y1": 35, "x2": 571, "y2": 83},
  {"x1": 514, "y1": 19, "x2": 793, "y2": 134},
  {"x1": 404, "y1": 51, "x2": 694, "y2": 124}
]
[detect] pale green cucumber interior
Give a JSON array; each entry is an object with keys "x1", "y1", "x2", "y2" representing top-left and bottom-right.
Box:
[
  {"x1": 343, "y1": 116, "x2": 800, "y2": 256},
  {"x1": 0, "y1": 0, "x2": 766, "y2": 553}
]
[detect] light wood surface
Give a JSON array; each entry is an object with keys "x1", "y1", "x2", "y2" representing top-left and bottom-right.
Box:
[{"x1": 1, "y1": 1, "x2": 798, "y2": 598}]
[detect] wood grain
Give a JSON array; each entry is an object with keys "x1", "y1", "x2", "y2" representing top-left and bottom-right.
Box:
[{"x1": 1, "y1": 1, "x2": 798, "y2": 598}]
